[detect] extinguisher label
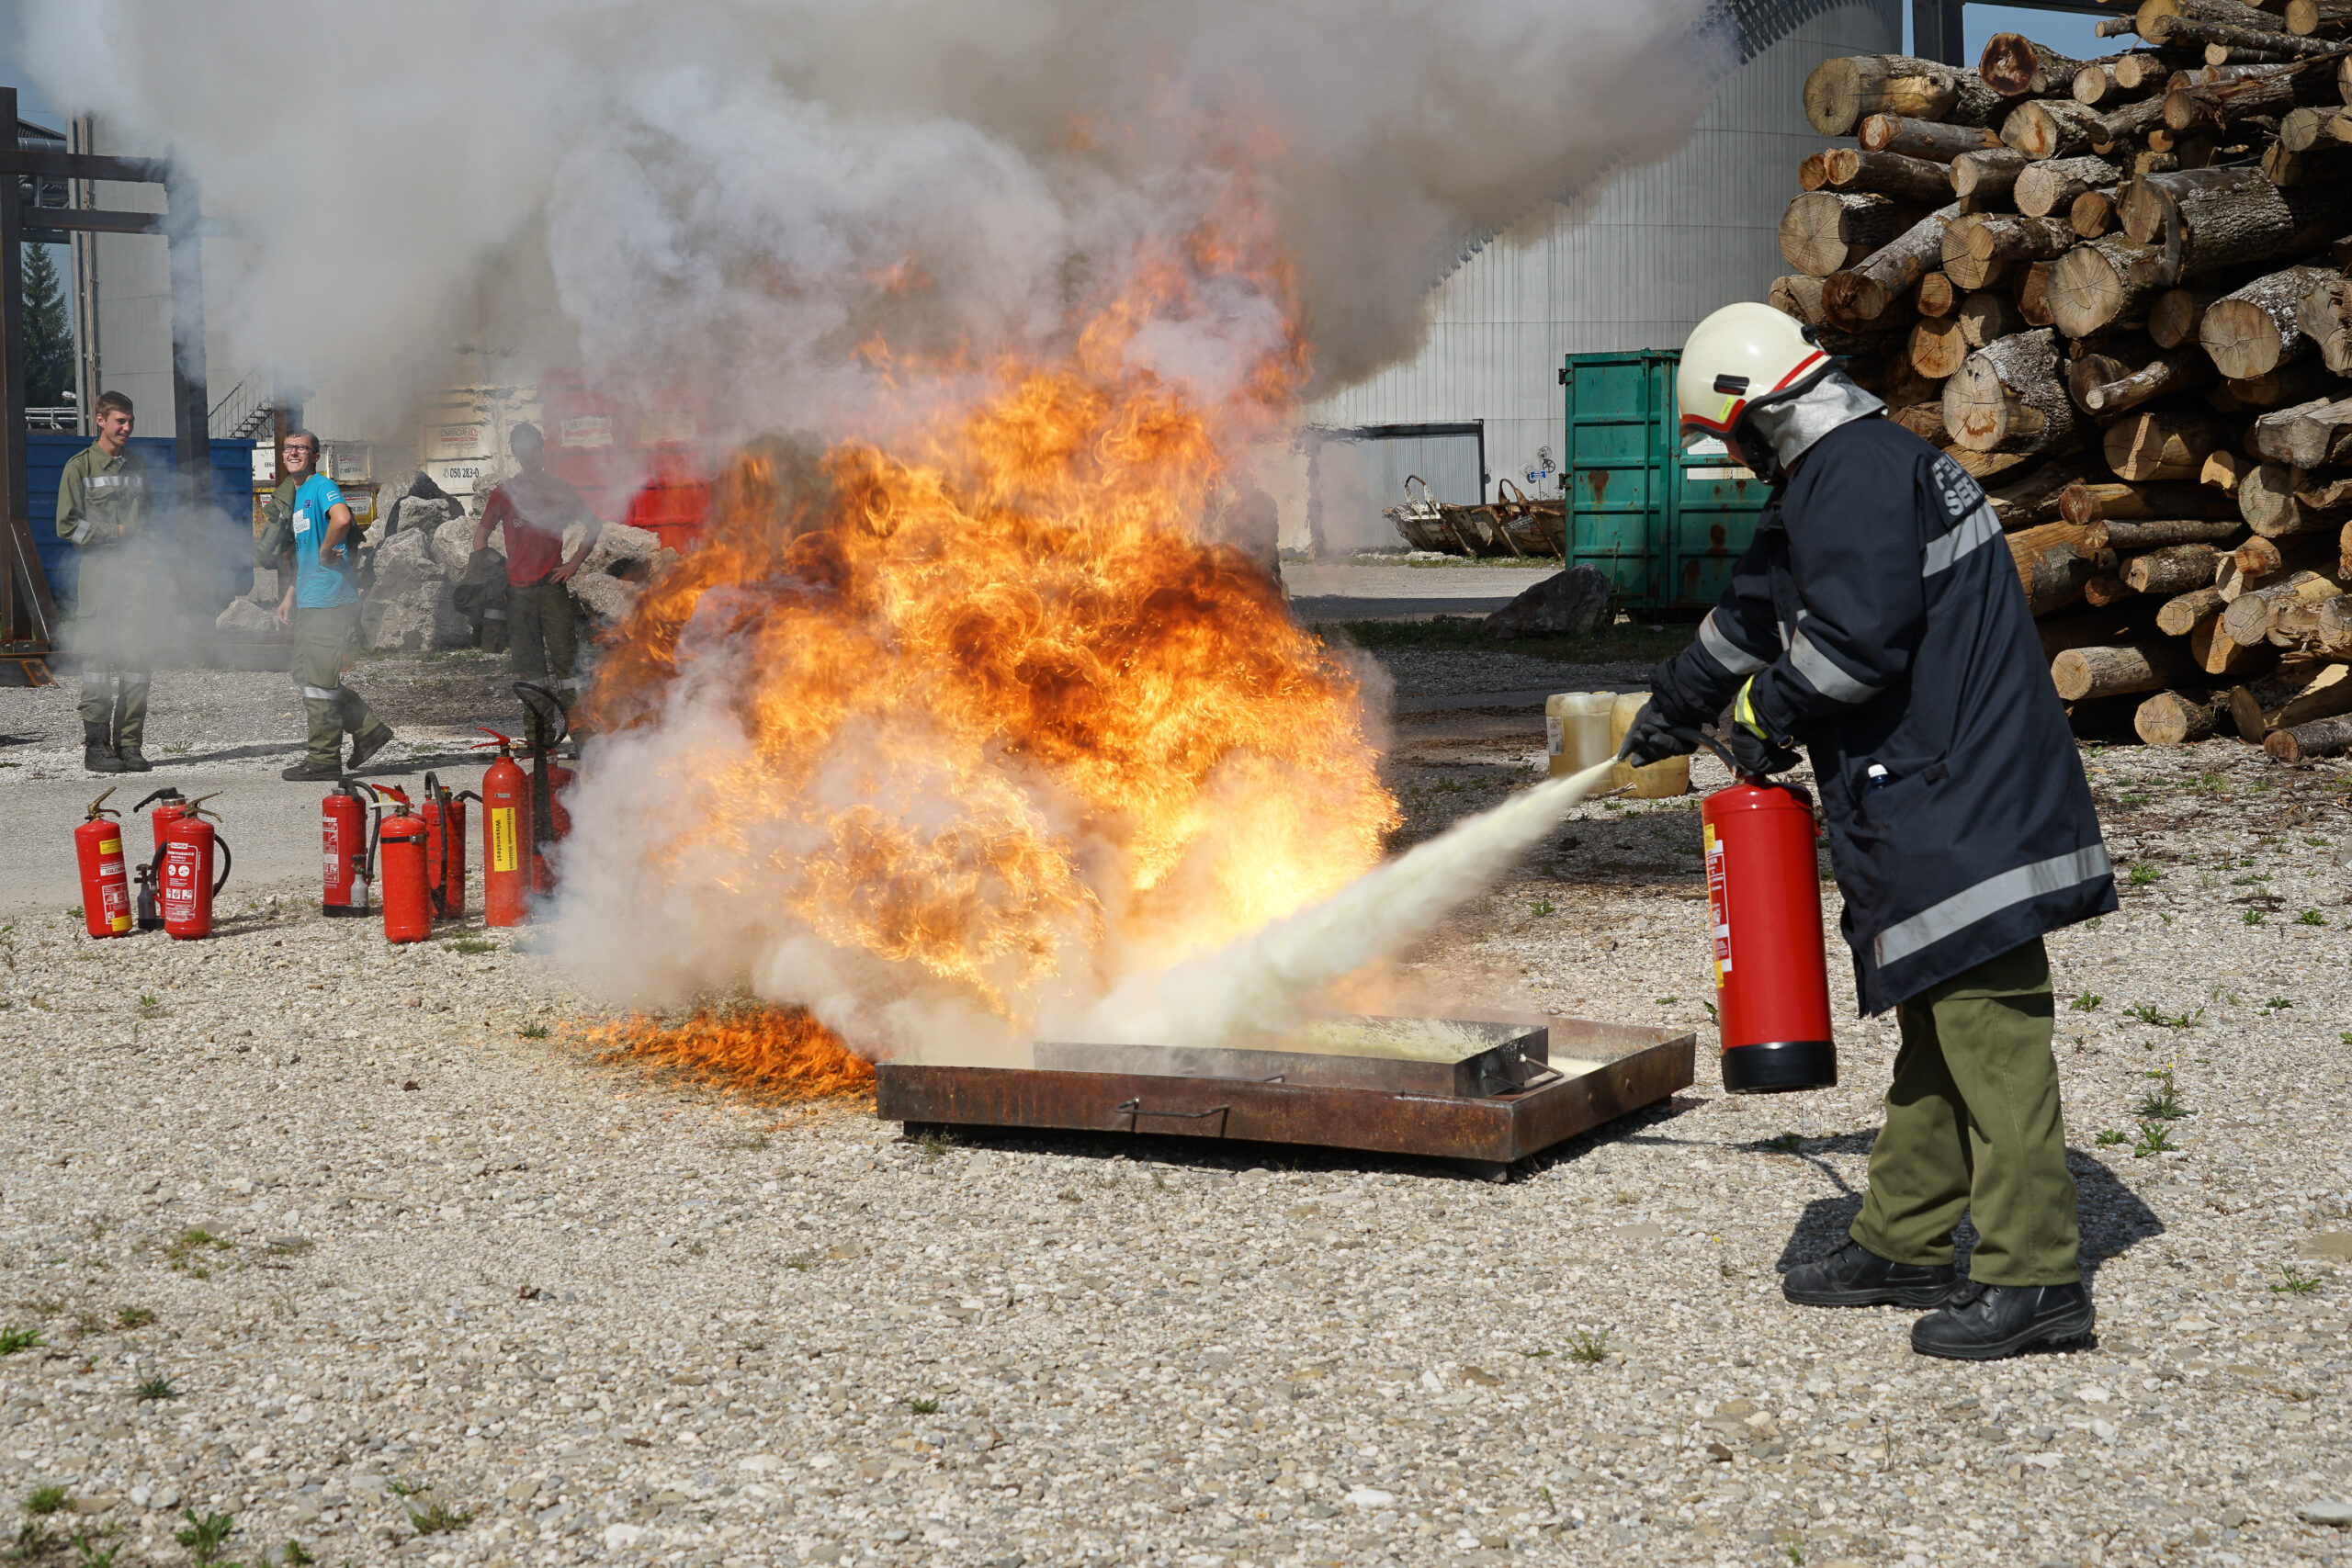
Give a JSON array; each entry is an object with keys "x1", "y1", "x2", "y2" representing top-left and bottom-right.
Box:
[
  {"x1": 98, "y1": 836, "x2": 120, "y2": 855},
  {"x1": 491, "y1": 807, "x2": 519, "y2": 872},
  {"x1": 101, "y1": 880, "x2": 130, "y2": 931},
  {"x1": 1704, "y1": 823, "x2": 1731, "y2": 986},
  {"x1": 1544, "y1": 715, "x2": 1563, "y2": 757},
  {"x1": 322, "y1": 821, "x2": 340, "y2": 884}
]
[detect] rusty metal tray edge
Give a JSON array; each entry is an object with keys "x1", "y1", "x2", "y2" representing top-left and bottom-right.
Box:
[{"x1": 876, "y1": 1025, "x2": 1697, "y2": 1167}]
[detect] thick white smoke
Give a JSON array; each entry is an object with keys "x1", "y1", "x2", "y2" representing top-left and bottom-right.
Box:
[
  {"x1": 20, "y1": 0, "x2": 1731, "y2": 439},
  {"x1": 22, "y1": 0, "x2": 1734, "y2": 1049}
]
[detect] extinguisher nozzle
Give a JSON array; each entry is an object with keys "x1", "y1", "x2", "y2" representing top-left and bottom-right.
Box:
[{"x1": 1721, "y1": 1039, "x2": 1838, "y2": 1096}]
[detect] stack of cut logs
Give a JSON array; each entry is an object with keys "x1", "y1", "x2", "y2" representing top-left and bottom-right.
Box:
[{"x1": 1777, "y1": 1, "x2": 2352, "y2": 761}]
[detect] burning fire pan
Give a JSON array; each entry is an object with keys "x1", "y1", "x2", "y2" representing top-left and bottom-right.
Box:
[{"x1": 876, "y1": 1016, "x2": 1694, "y2": 1179}]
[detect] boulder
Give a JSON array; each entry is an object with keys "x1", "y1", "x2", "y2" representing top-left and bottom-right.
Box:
[
  {"x1": 361, "y1": 582, "x2": 474, "y2": 653},
  {"x1": 1482, "y1": 566, "x2": 1614, "y2": 641},
  {"x1": 581, "y1": 522, "x2": 663, "y2": 581},
  {"x1": 390, "y1": 494, "x2": 460, "y2": 537},
  {"x1": 430, "y1": 515, "x2": 492, "y2": 576},
  {"x1": 568, "y1": 569, "x2": 642, "y2": 625},
  {"x1": 369, "y1": 527, "x2": 447, "y2": 597},
  {"x1": 214, "y1": 596, "x2": 281, "y2": 637}
]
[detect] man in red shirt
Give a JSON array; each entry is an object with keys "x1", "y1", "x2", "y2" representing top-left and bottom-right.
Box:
[{"x1": 470, "y1": 423, "x2": 601, "y2": 713}]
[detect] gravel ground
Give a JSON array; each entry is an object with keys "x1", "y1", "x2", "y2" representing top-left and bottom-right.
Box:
[{"x1": 3, "y1": 648, "x2": 2352, "y2": 1568}]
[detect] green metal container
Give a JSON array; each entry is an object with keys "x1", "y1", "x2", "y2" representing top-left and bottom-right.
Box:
[{"x1": 1560, "y1": 350, "x2": 1767, "y2": 611}]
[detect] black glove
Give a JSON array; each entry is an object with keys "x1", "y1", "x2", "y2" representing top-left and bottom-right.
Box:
[
  {"x1": 1618, "y1": 699, "x2": 1702, "y2": 768},
  {"x1": 1728, "y1": 725, "x2": 1802, "y2": 779},
  {"x1": 1728, "y1": 678, "x2": 1802, "y2": 778}
]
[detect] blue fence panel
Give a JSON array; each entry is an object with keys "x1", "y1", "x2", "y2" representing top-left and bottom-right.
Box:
[{"x1": 27, "y1": 434, "x2": 256, "y2": 612}]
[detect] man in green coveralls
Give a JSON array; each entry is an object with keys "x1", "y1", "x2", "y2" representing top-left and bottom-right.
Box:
[
  {"x1": 56, "y1": 391, "x2": 156, "y2": 774},
  {"x1": 274, "y1": 432, "x2": 396, "y2": 781}
]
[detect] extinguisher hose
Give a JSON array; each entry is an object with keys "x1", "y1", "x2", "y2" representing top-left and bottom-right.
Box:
[{"x1": 210, "y1": 835, "x2": 233, "y2": 897}]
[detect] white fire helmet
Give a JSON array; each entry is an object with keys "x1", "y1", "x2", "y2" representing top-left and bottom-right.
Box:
[{"x1": 1676, "y1": 301, "x2": 1830, "y2": 442}]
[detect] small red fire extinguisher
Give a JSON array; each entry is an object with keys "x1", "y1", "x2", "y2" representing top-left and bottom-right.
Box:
[
  {"x1": 322, "y1": 779, "x2": 379, "y2": 917},
  {"x1": 159, "y1": 800, "x2": 233, "y2": 942},
  {"x1": 1702, "y1": 760, "x2": 1837, "y2": 1095},
  {"x1": 419, "y1": 772, "x2": 477, "y2": 921},
  {"x1": 373, "y1": 788, "x2": 434, "y2": 945},
  {"x1": 74, "y1": 789, "x2": 134, "y2": 939},
  {"x1": 478, "y1": 730, "x2": 531, "y2": 928}
]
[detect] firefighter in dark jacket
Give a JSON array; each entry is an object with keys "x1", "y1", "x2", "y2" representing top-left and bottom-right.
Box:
[{"x1": 1622, "y1": 302, "x2": 2116, "y2": 1362}]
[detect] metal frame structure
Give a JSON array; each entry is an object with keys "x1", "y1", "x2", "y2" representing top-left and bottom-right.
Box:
[
  {"x1": 1906, "y1": 0, "x2": 2113, "y2": 65},
  {"x1": 4, "y1": 84, "x2": 215, "y2": 680}
]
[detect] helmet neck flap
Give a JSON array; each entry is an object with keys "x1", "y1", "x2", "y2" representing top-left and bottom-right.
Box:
[{"x1": 1734, "y1": 363, "x2": 1885, "y2": 485}]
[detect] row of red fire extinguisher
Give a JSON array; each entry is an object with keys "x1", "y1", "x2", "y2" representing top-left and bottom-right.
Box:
[{"x1": 74, "y1": 727, "x2": 572, "y2": 946}]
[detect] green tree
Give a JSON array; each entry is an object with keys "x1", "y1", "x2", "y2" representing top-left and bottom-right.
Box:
[{"x1": 21, "y1": 243, "x2": 74, "y2": 410}]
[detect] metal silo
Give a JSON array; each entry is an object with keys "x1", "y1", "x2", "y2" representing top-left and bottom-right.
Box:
[{"x1": 1298, "y1": 0, "x2": 1902, "y2": 552}]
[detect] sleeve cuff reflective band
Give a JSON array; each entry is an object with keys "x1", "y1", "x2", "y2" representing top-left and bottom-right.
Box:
[{"x1": 1734, "y1": 679, "x2": 1768, "y2": 739}]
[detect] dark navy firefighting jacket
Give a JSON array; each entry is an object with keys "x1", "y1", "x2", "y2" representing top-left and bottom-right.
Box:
[{"x1": 1652, "y1": 413, "x2": 2114, "y2": 1014}]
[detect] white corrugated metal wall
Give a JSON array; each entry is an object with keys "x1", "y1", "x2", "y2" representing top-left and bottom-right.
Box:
[{"x1": 1299, "y1": 0, "x2": 1900, "y2": 539}]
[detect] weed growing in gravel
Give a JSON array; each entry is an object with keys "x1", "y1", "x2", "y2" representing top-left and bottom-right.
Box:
[
  {"x1": 1763, "y1": 1134, "x2": 1803, "y2": 1154},
  {"x1": 443, "y1": 938, "x2": 497, "y2": 954},
  {"x1": 135, "y1": 994, "x2": 163, "y2": 1018},
  {"x1": 174, "y1": 1508, "x2": 236, "y2": 1566},
  {"x1": 2071, "y1": 993, "x2": 2102, "y2": 1012},
  {"x1": 517, "y1": 1023, "x2": 549, "y2": 1039},
  {"x1": 2125, "y1": 863, "x2": 2161, "y2": 886},
  {"x1": 22, "y1": 1488, "x2": 66, "y2": 1517},
  {"x1": 276, "y1": 1540, "x2": 313, "y2": 1566},
  {"x1": 70, "y1": 1531, "x2": 119, "y2": 1567},
  {"x1": 2132, "y1": 1122, "x2": 2177, "y2": 1158},
  {"x1": 2297, "y1": 909, "x2": 2326, "y2": 927},
  {"x1": 1565, "y1": 1329, "x2": 1611, "y2": 1364},
  {"x1": 113, "y1": 1306, "x2": 154, "y2": 1329},
  {"x1": 2243, "y1": 908, "x2": 2267, "y2": 926},
  {"x1": 906, "y1": 1396, "x2": 941, "y2": 1414},
  {"x1": 2263, "y1": 997, "x2": 2294, "y2": 1012},
  {"x1": 2138, "y1": 1070, "x2": 2187, "y2": 1122},
  {"x1": 2271, "y1": 1265, "x2": 2322, "y2": 1295},
  {"x1": 784, "y1": 1252, "x2": 817, "y2": 1272},
  {"x1": 0, "y1": 1327, "x2": 40, "y2": 1355},
  {"x1": 2096, "y1": 1129, "x2": 2126, "y2": 1147},
  {"x1": 2085, "y1": 915, "x2": 2103, "y2": 930},
  {"x1": 1528, "y1": 898, "x2": 1555, "y2": 917},
  {"x1": 133, "y1": 1375, "x2": 177, "y2": 1402},
  {"x1": 2125, "y1": 1004, "x2": 2202, "y2": 1030},
  {"x1": 918, "y1": 1132, "x2": 950, "y2": 1163},
  {"x1": 162, "y1": 1228, "x2": 233, "y2": 1278}
]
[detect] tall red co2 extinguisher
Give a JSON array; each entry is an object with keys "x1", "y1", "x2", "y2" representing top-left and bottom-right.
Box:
[
  {"x1": 372, "y1": 787, "x2": 434, "y2": 945},
  {"x1": 322, "y1": 779, "x2": 379, "y2": 917},
  {"x1": 74, "y1": 789, "x2": 135, "y2": 939},
  {"x1": 514, "y1": 682, "x2": 572, "y2": 898},
  {"x1": 159, "y1": 799, "x2": 233, "y2": 942},
  {"x1": 1696, "y1": 739, "x2": 1837, "y2": 1095},
  {"x1": 477, "y1": 730, "x2": 530, "y2": 927},
  {"x1": 131, "y1": 787, "x2": 188, "y2": 931}
]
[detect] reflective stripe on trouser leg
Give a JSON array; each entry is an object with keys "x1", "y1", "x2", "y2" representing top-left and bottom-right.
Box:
[{"x1": 1851, "y1": 939, "x2": 2080, "y2": 1285}]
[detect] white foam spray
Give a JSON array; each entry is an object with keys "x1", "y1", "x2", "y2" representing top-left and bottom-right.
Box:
[{"x1": 1078, "y1": 758, "x2": 1617, "y2": 1048}]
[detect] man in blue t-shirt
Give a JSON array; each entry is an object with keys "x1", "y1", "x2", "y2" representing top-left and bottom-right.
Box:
[{"x1": 273, "y1": 431, "x2": 395, "y2": 781}]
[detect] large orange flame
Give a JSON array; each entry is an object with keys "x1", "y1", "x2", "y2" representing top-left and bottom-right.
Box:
[
  {"x1": 579, "y1": 198, "x2": 1396, "y2": 1047},
  {"x1": 586, "y1": 1008, "x2": 875, "y2": 1102}
]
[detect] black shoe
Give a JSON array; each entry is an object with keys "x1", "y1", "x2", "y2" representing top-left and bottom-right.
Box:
[
  {"x1": 83, "y1": 723, "x2": 123, "y2": 774},
  {"x1": 1912, "y1": 1280, "x2": 2094, "y2": 1360},
  {"x1": 1782, "y1": 1239, "x2": 1962, "y2": 1308},
  {"x1": 115, "y1": 745, "x2": 153, "y2": 773},
  {"x1": 281, "y1": 759, "x2": 345, "y2": 782},
  {"x1": 347, "y1": 724, "x2": 396, "y2": 771}
]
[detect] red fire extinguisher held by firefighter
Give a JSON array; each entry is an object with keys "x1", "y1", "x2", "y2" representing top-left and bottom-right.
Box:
[
  {"x1": 158, "y1": 798, "x2": 233, "y2": 942},
  {"x1": 322, "y1": 779, "x2": 379, "y2": 916},
  {"x1": 477, "y1": 730, "x2": 530, "y2": 928},
  {"x1": 418, "y1": 772, "x2": 478, "y2": 922},
  {"x1": 1688, "y1": 732, "x2": 1837, "y2": 1095},
  {"x1": 74, "y1": 789, "x2": 135, "y2": 939},
  {"x1": 371, "y1": 787, "x2": 435, "y2": 945}
]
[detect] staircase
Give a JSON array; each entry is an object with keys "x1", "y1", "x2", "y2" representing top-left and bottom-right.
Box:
[{"x1": 208, "y1": 373, "x2": 277, "y2": 441}]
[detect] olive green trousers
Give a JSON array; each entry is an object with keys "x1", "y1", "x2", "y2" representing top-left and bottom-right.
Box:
[
  {"x1": 1851, "y1": 938, "x2": 2083, "y2": 1287},
  {"x1": 291, "y1": 603, "x2": 382, "y2": 767}
]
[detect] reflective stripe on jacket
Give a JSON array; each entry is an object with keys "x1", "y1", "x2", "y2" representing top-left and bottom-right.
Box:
[{"x1": 1654, "y1": 415, "x2": 2114, "y2": 1013}]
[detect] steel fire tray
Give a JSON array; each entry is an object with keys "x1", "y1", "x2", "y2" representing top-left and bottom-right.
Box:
[{"x1": 876, "y1": 1016, "x2": 1695, "y2": 1177}]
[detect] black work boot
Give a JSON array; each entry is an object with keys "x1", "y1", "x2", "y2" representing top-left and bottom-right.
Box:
[
  {"x1": 347, "y1": 724, "x2": 396, "y2": 772},
  {"x1": 1782, "y1": 1238, "x2": 1962, "y2": 1309},
  {"x1": 280, "y1": 758, "x2": 344, "y2": 783},
  {"x1": 1912, "y1": 1281, "x2": 2095, "y2": 1361},
  {"x1": 83, "y1": 722, "x2": 124, "y2": 774},
  {"x1": 115, "y1": 742, "x2": 153, "y2": 773}
]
